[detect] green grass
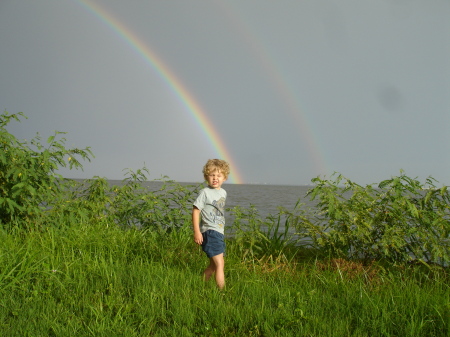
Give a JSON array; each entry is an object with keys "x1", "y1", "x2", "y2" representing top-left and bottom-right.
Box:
[
  {"x1": 0, "y1": 223, "x2": 448, "y2": 336},
  {"x1": 1, "y1": 111, "x2": 449, "y2": 335}
]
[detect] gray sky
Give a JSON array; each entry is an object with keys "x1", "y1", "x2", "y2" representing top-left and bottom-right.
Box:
[{"x1": 1, "y1": 0, "x2": 449, "y2": 185}]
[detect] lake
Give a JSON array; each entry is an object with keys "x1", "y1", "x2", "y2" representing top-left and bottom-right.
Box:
[{"x1": 107, "y1": 180, "x2": 317, "y2": 219}]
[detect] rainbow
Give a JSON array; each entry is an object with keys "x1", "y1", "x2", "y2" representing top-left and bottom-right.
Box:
[
  {"x1": 74, "y1": 0, "x2": 243, "y2": 184},
  {"x1": 214, "y1": 2, "x2": 328, "y2": 177}
]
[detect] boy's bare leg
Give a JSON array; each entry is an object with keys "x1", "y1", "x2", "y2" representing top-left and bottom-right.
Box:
[
  {"x1": 203, "y1": 253, "x2": 225, "y2": 289},
  {"x1": 211, "y1": 253, "x2": 225, "y2": 289},
  {"x1": 203, "y1": 259, "x2": 216, "y2": 282}
]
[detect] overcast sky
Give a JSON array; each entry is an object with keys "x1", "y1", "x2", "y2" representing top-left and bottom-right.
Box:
[{"x1": 1, "y1": 0, "x2": 449, "y2": 185}]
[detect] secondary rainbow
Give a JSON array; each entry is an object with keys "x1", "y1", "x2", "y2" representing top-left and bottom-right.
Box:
[
  {"x1": 75, "y1": 0, "x2": 243, "y2": 184},
  {"x1": 214, "y1": 2, "x2": 329, "y2": 177}
]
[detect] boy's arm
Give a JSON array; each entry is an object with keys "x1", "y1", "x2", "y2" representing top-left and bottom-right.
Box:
[{"x1": 192, "y1": 206, "x2": 203, "y2": 245}]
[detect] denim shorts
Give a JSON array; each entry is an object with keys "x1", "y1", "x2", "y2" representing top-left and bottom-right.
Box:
[{"x1": 201, "y1": 230, "x2": 226, "y2": 258}]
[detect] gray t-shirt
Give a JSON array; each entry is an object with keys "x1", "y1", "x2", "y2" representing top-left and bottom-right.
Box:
[{"x1": 193, "y1": 187, "x2": 227, "y2": 234}]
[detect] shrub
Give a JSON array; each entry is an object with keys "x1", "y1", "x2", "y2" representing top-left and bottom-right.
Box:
[
  {"x1": 48, "y1": 168, "x2": 202, "y2": 233},
  {"x1": 300, "y1": 172, "x2": 450, "y2": 264},
  {"x1": 0, "y1": 111, "x2": 93, "y2": 229}
]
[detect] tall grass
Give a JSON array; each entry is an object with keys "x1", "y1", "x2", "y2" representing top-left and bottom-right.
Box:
[
  {"x1": 0, "y1": 223, "x2": 448, "y2": 336},
  {"x1": 1, "y1": 111, "x2": 449, "y2": 335}
]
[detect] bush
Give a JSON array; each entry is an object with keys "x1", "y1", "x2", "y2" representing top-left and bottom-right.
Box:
[
  {"x1": 0, "y1": 111, "x2": 199, "y2": 233},
  {"x1": 300, "y1": 172, "x2": 450, "y2": 264},
  {"x1": 0, "y1": 111, "x2": 92, "y2": 229},
  {"x1": 67, "y1": 171, "x2": 201, "y2": 232}
]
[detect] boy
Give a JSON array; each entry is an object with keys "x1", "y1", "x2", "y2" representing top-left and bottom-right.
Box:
[{"x1": 192, "y1": 159, "x2": 230, "y2": 290}]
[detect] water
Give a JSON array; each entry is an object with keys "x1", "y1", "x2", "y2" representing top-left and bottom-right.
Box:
[
  {"x1": 107, "y1": 180, "x2": 317, "y2": 219},
  {"x1": 224, "y1": 183, "x2": 315, "y2": 217}
]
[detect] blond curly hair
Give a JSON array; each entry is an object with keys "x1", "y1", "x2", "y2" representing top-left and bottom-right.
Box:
[{"x1": 202, "y1": 159, "x2": 230, "y2": 180}]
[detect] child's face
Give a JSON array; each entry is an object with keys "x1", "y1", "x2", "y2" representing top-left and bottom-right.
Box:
[{"x1": 205, "y1": 169, "x2": 226, "y2": 189}]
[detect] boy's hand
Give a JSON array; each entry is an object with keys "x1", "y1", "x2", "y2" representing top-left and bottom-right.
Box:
[
  {"x1": 194, "y1": 231, "x2": 203, "y2": 245},
  {"x1": 192, "y1": 207, "x2": 203, "y2": 245}
]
